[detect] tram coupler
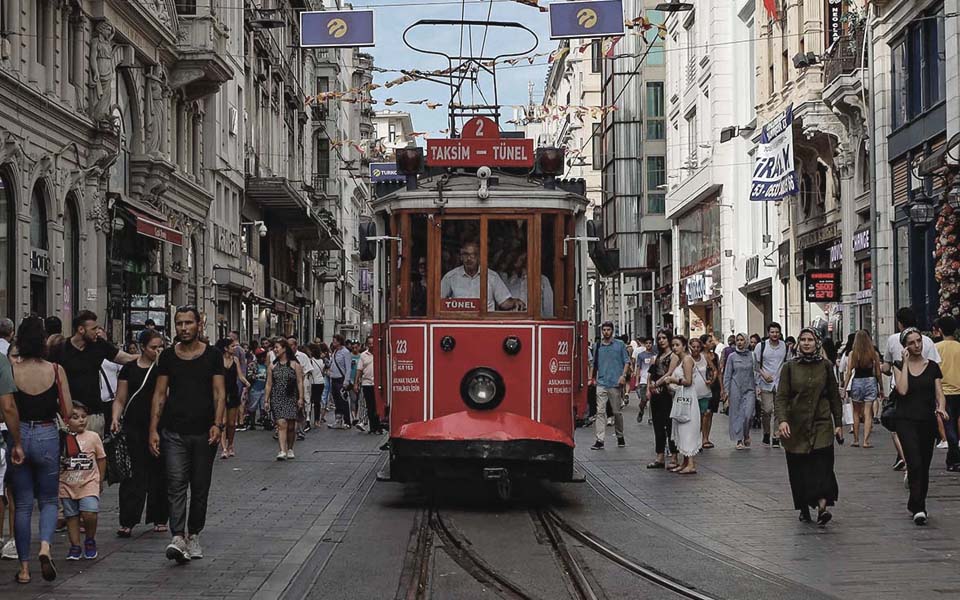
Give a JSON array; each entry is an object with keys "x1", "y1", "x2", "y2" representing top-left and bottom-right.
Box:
[{"x1": 483, "y1": 467, "x2": 508, "y2": 481}]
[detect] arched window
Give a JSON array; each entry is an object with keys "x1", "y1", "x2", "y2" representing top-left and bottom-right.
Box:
[
  {"x1": 30, "y1": 181, "x2": 50, "y2": 316},
  {"x1": 63, "y1": 194, "x2": 81, "y2": 325},
  {"x1": 0, "y1": 171, "x2": 14, "y2": 316}
]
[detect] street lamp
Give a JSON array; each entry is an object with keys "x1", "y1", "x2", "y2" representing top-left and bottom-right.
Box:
[
  {"x1": 908, "y1": 195, "x2": 937, "y2": 227},
  {"x1": 655, "y1": 0, "x2": 694, "y2": 11},
  {"x1": 948, "y1": 183, "x2": 960, "y2": 211}
]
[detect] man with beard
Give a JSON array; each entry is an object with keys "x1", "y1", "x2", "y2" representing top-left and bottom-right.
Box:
[{"x1": 149, "y1": 306, "x2": 225, "y2": 564}]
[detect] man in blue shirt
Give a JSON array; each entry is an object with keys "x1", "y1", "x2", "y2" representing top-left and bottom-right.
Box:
[{"x1": 591, "y1": 321, "x2": 631, "y2": 450}]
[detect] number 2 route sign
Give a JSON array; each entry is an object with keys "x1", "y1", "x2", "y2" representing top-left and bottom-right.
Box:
[{"x1": 426, "y1": 117, "x2": 535, "y2": 168}]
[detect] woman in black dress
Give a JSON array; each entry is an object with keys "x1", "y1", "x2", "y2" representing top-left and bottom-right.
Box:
[
  {"x1": 893, "y1": 328, "x2": 949, "y2": 525},
  {"x1": 645, "y1": 330, "x2": 679, "y2": 469},
  {"x1": 215, "y1": 338, "x2": 250, "y2": 459},
  {"x1": 111, "y1": 329, "x2": 168, "y2": 536},
  {"x1": 264, "y1": 339, "x2": 304, "y2": 461}
]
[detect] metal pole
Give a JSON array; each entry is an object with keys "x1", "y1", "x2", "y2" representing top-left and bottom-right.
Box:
[{"x1": 619, "y1": 272, "x2": 625, "y2": 335}]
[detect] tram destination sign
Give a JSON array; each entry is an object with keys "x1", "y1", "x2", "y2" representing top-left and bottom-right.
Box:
[
  {"x1": 426, "y1": 116, "x2": 534, "y2": 168},
  {"x1": 805, "y1": 269, "x2": 841, "y2": 302}
]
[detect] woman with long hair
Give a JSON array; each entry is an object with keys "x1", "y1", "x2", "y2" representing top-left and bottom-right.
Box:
[
  {"x1": 654, "y1": 335, "x2": 699, "y2": 474},
  {"x1": 111, "y1": 329, "x2": 168, "y2": 537},
  {"x1": 893, "y1": 328, "x2": 949, "y2": 525},
  {"x1": 644, "y1": 331, "x2": 678, "y2": 469},
  {"x1": 264, "y1": 339, "x2": 304, "y2": 460},
  {"x1": 776, "y1": 328, "x2": 842, "y2": 527},
  {"x1": 308, "y1": 343, "x2": 327, "y2": 428},
  {"x1": 723, "y1": 333, "x2": 756, "y2": 450},
  {"x1": 9, "y1": 316, "x2": 72, "y2": 583},
  {"x1": 214, "y1": 338, "x2": 250, "y2": 459},
  {"x1": 843, "y1": 329, "x2": 884, "y2": 448}
]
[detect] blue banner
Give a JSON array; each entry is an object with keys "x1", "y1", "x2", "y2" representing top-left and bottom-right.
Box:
[
  {"x1": 300, "y1": 10, "x2": 375, "y2": 48},
  {"x1": 750, "y1": 104, "x2": 798, "y2": 201},
  {"x1": 549, "y1": 0, "x2": 625, "y2": 40},
  {"x1": 370, "y1": 162, "x2": 402, "y2": 182}
]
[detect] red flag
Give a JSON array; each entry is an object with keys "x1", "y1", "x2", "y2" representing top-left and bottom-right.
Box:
[{"x1": 763, "y1": 0, "x2": 778, "y2": 20}]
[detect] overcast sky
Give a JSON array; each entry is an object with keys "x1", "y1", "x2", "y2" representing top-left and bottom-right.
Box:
[{"x1": 364, "y1": 0, "x2": 556, "y2": 137}]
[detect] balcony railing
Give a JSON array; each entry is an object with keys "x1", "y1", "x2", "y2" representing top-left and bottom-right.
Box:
[{"x1": 823, "y1": 26, "x2": 866, "y2": 86}]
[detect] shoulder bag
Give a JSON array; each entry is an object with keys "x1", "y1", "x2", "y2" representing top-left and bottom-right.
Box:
[{"x1": 103, "y1": 362, "x2": 155, "y2": 485}]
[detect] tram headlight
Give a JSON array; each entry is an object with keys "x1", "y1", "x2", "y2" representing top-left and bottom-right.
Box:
[{"x1": 460, "y1": 368, "x2": 506, "y2": 410}]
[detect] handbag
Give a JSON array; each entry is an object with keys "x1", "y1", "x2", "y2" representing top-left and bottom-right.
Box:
[
  {"x1": 880, "y1": 390, "x2": 898, "y2": 432},
  {"x1": 103, "y1": 362, "x2": 155, "y2": 485},
  {"x1": 669, "y1": 385, "x2": 695, "y2": 423}
]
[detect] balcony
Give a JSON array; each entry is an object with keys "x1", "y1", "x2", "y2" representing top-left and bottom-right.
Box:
[
  {"x1": 246, "y1": 175, "x2": 342, "y2": 251},
  {"x1": 171, "y1": 15, "x2": 232, "y2": 100},
  {"x1": 822, "y1": 27, "x2": 866, "y2": 87}
]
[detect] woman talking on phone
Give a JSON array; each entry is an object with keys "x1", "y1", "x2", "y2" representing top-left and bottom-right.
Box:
[
  {"x1": 775, "y1": 328, "x2": 842, "y2": 527},
  {"x1": 893, "y1": 328, "x2": 949, "y2": 525}
]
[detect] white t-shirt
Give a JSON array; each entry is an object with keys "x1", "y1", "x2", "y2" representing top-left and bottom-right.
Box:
[
  {"x1": 691, "y1": 354, "x2": 712, "y2": 399},
  {"x1": 633, "y1": 348, "x2": 656, "y2": 385},
  {"x1": 295, "y1": 350, "x2": 314, "y2": 383},
  {"x1": 99, "y1": 359, "x2": 122, "y2": 404},
  {"x1": 440, "y1": 266, "x2": 512, "y2": 311}
]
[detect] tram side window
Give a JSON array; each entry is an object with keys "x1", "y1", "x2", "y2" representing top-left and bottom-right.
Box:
[
  {"x1": 540, "y1": 215, "x2": 558, "y2": 318},
  {"x1": 490, "y1": 219, "x2": 530, "y2": 313},
  {"x1": 409, "y1": 214, "x2": 428, "y2": 316}
]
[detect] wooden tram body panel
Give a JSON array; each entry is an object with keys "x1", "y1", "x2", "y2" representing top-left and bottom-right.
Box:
[{"x1": 370, "y1": 171, "x2": 590, "y2": 483}]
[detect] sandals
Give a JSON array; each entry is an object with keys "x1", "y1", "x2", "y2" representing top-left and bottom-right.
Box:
[
  {"x1": 851, "y1": 442, "x2": 860, "y2": 447},
  {"x1": 153, "y1": 524, "x2": 168, "y2": 533},
  {"x1": 646, "y1": 461, "x2": 665, "y2": 469},
  {"x1": 116, "y1": 527, "x2": 133, "y2": 538},
  {"x1": 38, "y1": 553, "x2": 56, "y2": 581},
  {"x1": 702, "y1": 442, "x2": 715, "y2": 449},
  {"x1": 14, "y1": 572, "x2": 30, "y2": 584},
  {"x1": 677, "y1": 469, "x2": 697, "y2": 475},
  {"x1": 862, "y1": 443, "x2": 874, "y2": 448}
]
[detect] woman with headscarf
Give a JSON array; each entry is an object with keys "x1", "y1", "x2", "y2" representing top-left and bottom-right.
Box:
[
  {"x1": 723, "y1": 333, "x2": 756, "y2": 450},
  {"x1": 775, "y1": 328, "x2": 843, "y2": 527}
]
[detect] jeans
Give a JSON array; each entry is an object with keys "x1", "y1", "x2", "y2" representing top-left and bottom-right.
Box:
[
  {"x1": 161, "y1": 430, "x2": 216, "y2": 537},
  {"x1": 595, "y1": 386, "x2": 623, "y2": 442},
  {"x1": 363, "y1": 385, "x2": 381, "y2": 432},
  {"x1": 898, "y1": 418, "x2": 936, "y2": 514},
  {"x1": 119, "y1": 426, "x2": 168, "y2": 528},
  {"x1": 944, "y1": 395, "x2": 960, "y2": 468},
  {"x1": 10, "y1": 422, "x2": 60, "y2": 559},
  {"x1": 330, "y1": 377, "x2": 350, "y2": 423},
  {"x1": 247, "y1": 387, "x2": 265, "y2": 416}
]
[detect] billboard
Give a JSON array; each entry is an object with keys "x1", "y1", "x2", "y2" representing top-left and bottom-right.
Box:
[
  {"x1": 300, "y1": 10, "x2": 374, "y2": 48},
  {"x1": 750, "y1": 104, "x2": 799, "y2": 201},
  {"x1": 549, "y1": 0, "x2": 625, "y2": 40}
]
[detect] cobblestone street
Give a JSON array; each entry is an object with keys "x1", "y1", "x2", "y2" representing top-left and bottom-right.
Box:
[{"x1": 3, "y1": 401, "x2": 958, "y2": 599}]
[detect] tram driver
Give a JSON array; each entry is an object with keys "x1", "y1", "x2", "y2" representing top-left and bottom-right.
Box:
[{"x1": 440, "y1": 241, "x2": 524, "y2": 311}]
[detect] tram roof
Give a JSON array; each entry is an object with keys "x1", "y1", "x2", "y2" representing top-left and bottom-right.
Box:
[{"x1": 370, "y1": 171, "x2": 589, "y2": 214}]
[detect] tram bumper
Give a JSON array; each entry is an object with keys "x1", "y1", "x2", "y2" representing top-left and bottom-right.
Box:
[{"x1": 387, "y1": 411, "x2": 575, "y2": 482}]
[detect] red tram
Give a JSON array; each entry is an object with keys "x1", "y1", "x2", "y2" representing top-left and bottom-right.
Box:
[{"x1": 365, "y1": 118, "x2": 591, "y2": 496}]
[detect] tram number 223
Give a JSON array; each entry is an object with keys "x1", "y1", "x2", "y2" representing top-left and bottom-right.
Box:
[
  {"x1": 395, "y1": 339, "x2": 408, "y2": 355},
  {"x1": 556, "y1": 340, "x2": 569, "y2": 356}
]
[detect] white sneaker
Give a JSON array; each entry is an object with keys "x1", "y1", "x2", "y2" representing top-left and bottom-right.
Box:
[
  {"x1": 913, "y1": 511, "x2": 928, "y2": 525},
  {"x1": 937, "y1": 440, "x2": 949, "y2": 449},
  {"x1": 276, "y1": 451, "x2": 287, "y2": 461},
  {"x1": 165, "y1": 535, "x2": 190, "y2": 564},
  {"x1": 0, "y1": 539, "x2": 17, "y2": 560},
  {"x1": 187, "y1": 535, "x2": 203, "y2": 559},
  {"x1": 286, "y1": 449, "x2": 295, "y2": 460}
]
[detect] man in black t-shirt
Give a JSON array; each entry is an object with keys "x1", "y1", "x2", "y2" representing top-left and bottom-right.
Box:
[
  {"x1": 60, "y1": 310, "x2": 138, "y2": 436},
  {"x1": 149, "y1": 306, "x2": 225, "y2": 564}
]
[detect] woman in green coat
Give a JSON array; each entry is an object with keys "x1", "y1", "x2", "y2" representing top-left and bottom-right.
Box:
[{"x1": 775, "y1": 328, "x2": 843, "y2": 527}]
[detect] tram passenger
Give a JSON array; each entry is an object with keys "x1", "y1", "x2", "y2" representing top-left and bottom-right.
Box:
[
  {"x1": 499, "y1": 251, "x2": 554, "y2": 317},
  {"x1": 410, "y1": 257, "x2": 428, "y2": 317},
  {"x1": 440, "y1": 241, "x2": 523, "y2": 311}
]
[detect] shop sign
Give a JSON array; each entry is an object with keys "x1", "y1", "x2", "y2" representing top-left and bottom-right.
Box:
[
  {"x1": 778, "y1": 241, "x2": 790, "y2": 280},
  {"x1": 825, "y1": 0, "x2": 844, "y2": 47},
  {"x1": 857, "y1": 288, "x2": 872, "y2": 305},
  {"x1": 214, "y1": 224, "x2": 240, "y2": 255},
  {"x1": 30, "y1": 248, "x2": 49, "y2": 277},
  {"x1": 853, "y1": 228, "x2": 870, "y2": 253},
  {"x1": 751, "y1": 104, "x2": 799, "y2": 201},
  {"x1": 805, "y1": 269, "x2": 841, "y2": 302},
  {"x1": 829, "y1": 240, "x2": 843, "y2": 265},
  {"x1": 685, "y1": 271, "x2": 714, "y2": 304},
  {"x1": 135, "y1": 215, "x2": 183, "y2": 246},
  {"x1": 300, "y1": 10, "x2": 375, "y2": 48},
  {"x1": 549, "y1": 0, "x2": 625, "y2": 39},
  {"x1": 369, "y1": 162, "x2": 400, "y2": 182},
  {"x1": 796, "y1": 222, "x2": 839, "y2": 251},
  {"x1": 746, "y1": 255, "x2": 759, "y2": 282}
]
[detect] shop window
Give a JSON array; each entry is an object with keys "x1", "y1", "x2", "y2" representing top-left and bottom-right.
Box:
[
  {"x1": 489, "y1": 219, "x2": 530, "y2": 314},
  {"x1": 0, "y1": 172, "x2": 13, "y2": 316}
]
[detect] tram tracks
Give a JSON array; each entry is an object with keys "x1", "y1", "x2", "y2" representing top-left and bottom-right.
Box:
[{"x1": 396, "y1": 504, "x2": 720, "y2": 600}]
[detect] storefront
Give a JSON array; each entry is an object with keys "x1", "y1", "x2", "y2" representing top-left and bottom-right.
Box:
[
  {"x1": 795, "y1": 222, "x2": 842, "y2": 339},
  {"x1": 677, "y1": 200, "x2": 721, "y2": 337},
  {"x1": 741, "y1": 254, "x2": 773, "y2": 336}
]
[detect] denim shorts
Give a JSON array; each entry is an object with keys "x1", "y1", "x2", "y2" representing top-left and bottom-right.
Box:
[
  {"x1": 849, "y1": 377, "x2": 879, "y2": 403},
  {"x1": 61, "y1": 496, "x2": 100, "y2": 517}
]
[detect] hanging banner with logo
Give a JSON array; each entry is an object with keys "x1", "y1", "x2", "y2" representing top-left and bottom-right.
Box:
[
  {"x1": 750, "y1": 104, "x2": 799, "y2": 202},
  {"x1": 825, "y1": 0, "x2": 844, "y2": 47},
  {"x1": 300, "y1": 10, "x2": 375, "y2": 48},
  {"x1": 549, "y1": 0, "x2": 625, "y2": 39}
]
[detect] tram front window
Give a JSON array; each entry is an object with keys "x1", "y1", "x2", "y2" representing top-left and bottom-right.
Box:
[
  {"x1": 490, "y1": 220, "x2": 536, "y2": 314},
  {"x1": 439, "y1": 219, "x2": 519, "y2": 312}
]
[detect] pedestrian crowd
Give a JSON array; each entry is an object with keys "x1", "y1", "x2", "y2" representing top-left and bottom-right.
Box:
[
  {"x1": 0, "y1": 307, "x2": 384, "y2": 584},
  {"x1": 590, "y1": 306, "x2": 960, "y2": 529}
]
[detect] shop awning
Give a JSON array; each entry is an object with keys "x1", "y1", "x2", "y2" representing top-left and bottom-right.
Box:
[
  {"x1": 126, "y1": 206, "x2": 184, "y2": 247},
  {"x1": 213, "y1": 266, "x2": 254, "y2": 292}
]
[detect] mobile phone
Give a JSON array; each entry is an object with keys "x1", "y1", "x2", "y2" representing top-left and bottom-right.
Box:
[{"x1": 836, "y1": 433, "x2": 844, "y2": 446}]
